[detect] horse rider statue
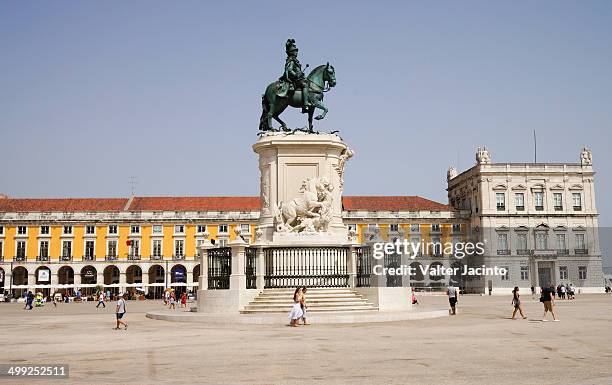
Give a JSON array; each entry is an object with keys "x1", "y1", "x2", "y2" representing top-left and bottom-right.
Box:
[{"x1": 280, "y1": 38, "x2": 310, "y2": 112}]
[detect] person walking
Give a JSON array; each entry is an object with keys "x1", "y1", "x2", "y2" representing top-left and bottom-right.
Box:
[
  {"x1": 114, "y1": 293, "x2": 128, "y2": 330},
  {"x1": 96, "y1": 291, "x2": 106, "y2": 308},
  {"x1": 24, "y1": 291, "x2": 34, "y2": 310},
  {"x1": 560, "y1": 284, "x2": 566, "y2": 300},
  {"x1": 288, "y1": 288, "x2": 304, "y2": 327},
  {"x1": 180, "y1": 292, "x2": 187, "y2": 308},
  {"x1": 300, "y1": 287, "x2": 309, "y2": 325},
  {"x1": 540, "y1": 284, "x2": 559, "y2": 322},
  {"x1": 447, "y1": 285, "x2": 458, "y2": 315},
  {"x1": 169, "y1": 291, "x2": 176, "y2": 310},
  {"x1": 511, "y1": 287, "x2": 527, "y2": 320}
]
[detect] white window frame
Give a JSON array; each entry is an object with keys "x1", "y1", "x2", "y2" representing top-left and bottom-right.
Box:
[
  {"x1": 389, "y1": 224, "x2": 399, "y2": 233},
  {"x1": 520, "y1": 266, "x2": 529, "y2": 281},
  {"x1": 85, "y1": 225, "x2": 96, "y2": 235},
  {"x1": 17, "y1": 226, "x2": 28, "y2": 236},
  {"x1": 38, "y1": 240, "x2": 49, "y2": 258},
  {"x1": 84, "y1": 239, "x2": 95, "y2": 259},
  {"x1": 107, "y1": 240, "x2": 118, "y2": 257},
  {"x1": 218, "y1": 224, "x2": 229, "y2": 234},
  {"x1": 108, "y1": 225, "x2": 118, "y2": 235},
  {"x1": 0, "y1": 226, "x2": 3, "y2": 235},
  {"x1": 575, "y1": 233, "x2": 586, "y2": 250},
  {"x1": 39, "y1": 225, "x2": 50, "y2": 235},
  {"x1": 559, "y1": 266, "x2": 568, "y2": 280},
  {"x1": 63, "y1": 225, "x2": 73, "y2": 235},
  {"x1": 535, "y1": 232, "x2": 548, "y2": 250},
  {"x1": 556, "y1": 233, "x2": 566, "y2": 251},
  {"x1": 534, "y1": 192, "x2": 544, "y2": 209},
  {"x1": 501, "y1": 266, "x2": 510, "y2": 281},
  {"x1": 496, "y1": 193, "x2": 505, "y2": 210},
  {"x1": 515, "y1": 193, "x2": 524, "y2": 209},
  {"x1": 410, "y1": 224, "x2": 420, "y2": 233},
  {"x1": 196, "y1": 225, "x2": 207, "y2": 234},
  {"x1": 61, "y1": 240, "x2": 72, "y2": 258},
  {"x1": 16, "y1": 240, "x2": 27, "y2": 258},
  {"x1": 174, "y1": 224, "x2": 185, "y2": 235},
  {"x1": 152, "y1": 239, "x2": 163, "y2": 258},
  {"x1": 497, "y1": 233, "x2": 508, "y2": 251},
  {"x1": 553, "y1": 193, "x2": 563, "y2": 209},
  {"x1": 578, "y1": 266, "x2": 587, "y2": 280},
  {"x1": 572, "y1": 193, "x2": 582, "y2": 210},
  {"x1": 129, "y1": 239, "x2": 140, "y2": 257},
  {"x1": 130, "y1": 225, "x2": 140, "y2": 235},
  {"x1": 240, "y1": 224, "x2": 251, "y2": 234},
  {"x1": 517, "y1": 233, "x2": 528, "y2": 251},
  {"x1": 152, "y1": 225, "x2": 163, "y2": 235},
  {"x1": 174, "y1": 239, "x2": 185, "y2": 257}
]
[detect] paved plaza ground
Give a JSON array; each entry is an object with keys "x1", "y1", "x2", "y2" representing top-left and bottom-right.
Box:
[{"x1": 1, "y1": 294, "x2": 611, "y2": 385}]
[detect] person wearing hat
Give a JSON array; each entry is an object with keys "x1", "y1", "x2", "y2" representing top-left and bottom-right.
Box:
[
  {"x1": 280, "y1": 38, "x2": 310, "y2": 112},
  {"x1": 114, "y1": 293, "x2": 128, "y2": 330}
]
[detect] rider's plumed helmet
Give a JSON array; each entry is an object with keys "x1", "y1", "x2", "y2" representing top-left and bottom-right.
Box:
[{"x1": 285, "y1": 38, "x2": 298, "y2": 54}]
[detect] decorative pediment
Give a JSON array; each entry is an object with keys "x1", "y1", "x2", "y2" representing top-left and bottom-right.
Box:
[
  {"x1": 572, "y1": 225, "x2": 586, "y2": 232},
  {"x1": 553, "y1": 225, "x2": 568, "y2": 232},
  {"x1": 511, "y1": 184, "x2": 527, "y2": 191},
  {"x1": 530, "y1": 183, "x2": 545, "y2": 191},
  {"x1": 569, "y1": 184, "x2": 583, "y2": 191},
  {"x1": 535, "y1": 223, "x2": 549, "y2": 230},
  {"x1": 549, "y1": 184, "x2": 564, "y2": 191},
  {"x1": 514, "y1": 225, "x2": 529, "y2": 232},
  {"x1": 492, "y1": 184, "x2": 507, "y2": 191},
  {"x1": 495, "y1": 225, "x2": 510, "y2": 232}
]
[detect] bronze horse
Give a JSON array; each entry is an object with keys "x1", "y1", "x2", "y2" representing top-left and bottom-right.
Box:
[{"x1": 259, "y1": 64, "x2": 336, "y2": 132}]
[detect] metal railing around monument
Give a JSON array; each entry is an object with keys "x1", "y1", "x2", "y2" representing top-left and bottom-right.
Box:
[
  {"x1": 356, "y1": 246, "x2": 371, "y2": 287},
  {"x1": 264, "y1": 247, "x2": 349, "y2": 288},
  {"x1": 208, "y1": 247, "x2": 231, "y2": 290},
  {"x1": 245, "y1": 247, "x2": 257, "y2": 289}
]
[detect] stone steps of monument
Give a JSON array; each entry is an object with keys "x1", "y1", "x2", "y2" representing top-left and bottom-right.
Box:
[
  {"x1": 240, "y1": 288, "x2": 378, "y2": 314},
  {"x1": 252, "y1": 297, "x2": 367, "y2": 304},
  {"x1": 241, "y1": 306, "x2": 378, "y2": 314}
]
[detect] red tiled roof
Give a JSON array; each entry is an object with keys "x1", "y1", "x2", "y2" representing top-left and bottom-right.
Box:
[
  {"x1": 128, "y1": 197, "x2": 261, "y2": 212},
  {"x1": 0, "y1": 196, "x2": 450, "y2": 213},
  {"x1": 0, "y1": 198, "x2": 128, "y2": 212},
  {"x1": 341, "y1": 196, "x2": 451, "y2": 212}
]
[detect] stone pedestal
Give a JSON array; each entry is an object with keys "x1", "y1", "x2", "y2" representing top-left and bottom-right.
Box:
[{"x1": 253, "y1": 132, "x2": 352, "y2": 246}]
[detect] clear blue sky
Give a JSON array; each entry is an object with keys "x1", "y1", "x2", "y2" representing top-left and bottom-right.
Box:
[{"x1": 1, "y1": 1, "x2": 611, "y2": 230}]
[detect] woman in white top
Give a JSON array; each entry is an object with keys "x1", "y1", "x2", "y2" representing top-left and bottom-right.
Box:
[{"x1": 288, "y1": 288, "x2": 304, "y2": 327}]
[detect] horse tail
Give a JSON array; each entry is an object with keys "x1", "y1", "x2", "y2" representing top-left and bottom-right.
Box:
[{"x1": 259, "y1": 93, "x2": 270, "y2": 131}]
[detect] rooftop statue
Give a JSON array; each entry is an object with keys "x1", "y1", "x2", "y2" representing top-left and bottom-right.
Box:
[{"x1": 259, "y1": 39, "x2": 336, "y2": 133}]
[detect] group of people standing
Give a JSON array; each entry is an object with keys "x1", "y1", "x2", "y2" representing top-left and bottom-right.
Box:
[
  {"x1": 163, "y1": 289, "x2": 188, "y2": 309},
  {"x1": 555, "y1": 283, "x2": 575, "y2": 300},
  {"x1": 288, "y1": 287, "x2": 309, "y2": 327}
]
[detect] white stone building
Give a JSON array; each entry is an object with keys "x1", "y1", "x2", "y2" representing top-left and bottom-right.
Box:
[{"x1": 447, "y1": 147, "x2": 604, "y2": 294}]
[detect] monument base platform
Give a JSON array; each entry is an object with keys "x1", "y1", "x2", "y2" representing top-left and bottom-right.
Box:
[
  {"x1": 146, "y1": 308, "x2": 449, "y2": 325},
  {"x1": 270, "y1": 231, "x2": 347, "y2": 246}
]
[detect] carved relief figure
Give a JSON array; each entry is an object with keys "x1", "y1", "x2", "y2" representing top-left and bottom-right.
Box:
[
  {"x1": 333, "y1": 148, "x2": 354, "y2": 192},
  {"x1": 273, "y1": 177, "x2": 334, "y2": 233}
]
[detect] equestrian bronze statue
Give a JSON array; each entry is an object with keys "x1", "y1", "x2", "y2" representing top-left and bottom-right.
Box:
[{"x1": 259, "y1": 39, "x2": 336, "y2": 132}]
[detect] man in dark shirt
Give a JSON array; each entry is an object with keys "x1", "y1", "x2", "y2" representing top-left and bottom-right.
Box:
[
  {"x1": 541, "y1": 284, "x2": 559, "y2": 322},
  {"x1": 24, "y1": 291, "x2": 34, "y2": 310}
]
